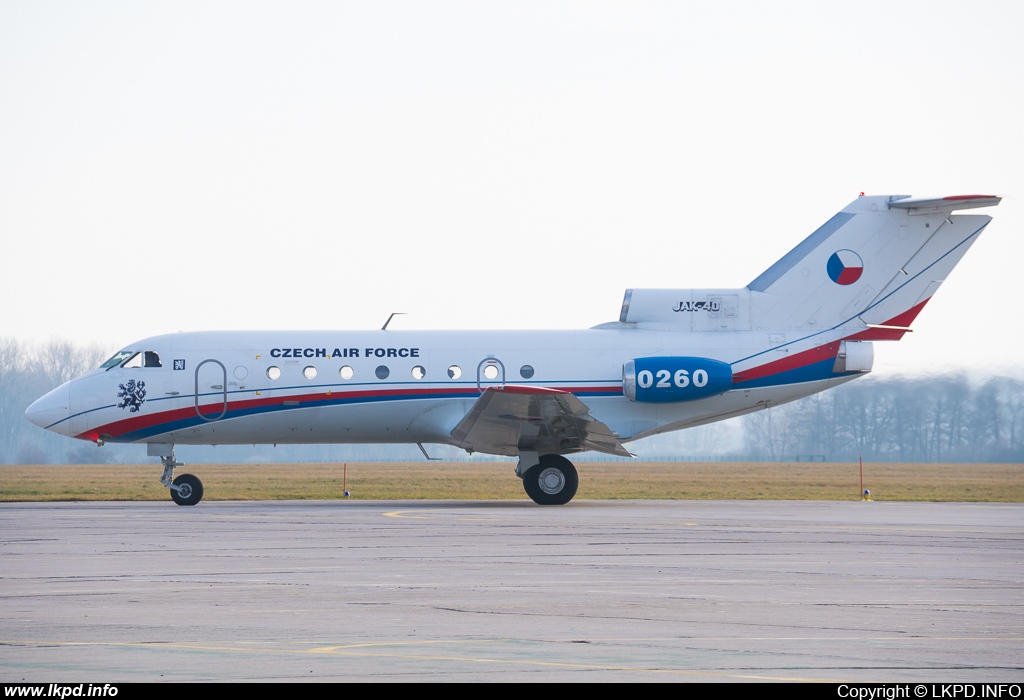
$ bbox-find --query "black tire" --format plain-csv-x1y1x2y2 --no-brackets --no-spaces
522,455,578,505
170,473,204,506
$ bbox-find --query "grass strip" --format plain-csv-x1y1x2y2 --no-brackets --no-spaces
1,461,1022,502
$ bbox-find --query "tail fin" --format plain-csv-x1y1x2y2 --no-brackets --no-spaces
747,194,999,336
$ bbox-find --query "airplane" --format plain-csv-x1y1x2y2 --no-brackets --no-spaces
26,193,1000,506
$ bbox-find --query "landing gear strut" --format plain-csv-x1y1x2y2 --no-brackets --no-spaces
152,444,204,506
519,454,578,506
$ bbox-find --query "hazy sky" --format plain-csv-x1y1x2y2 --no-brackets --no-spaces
2,1,1021,377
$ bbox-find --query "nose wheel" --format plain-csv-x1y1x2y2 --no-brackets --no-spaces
170,473,204,506
158,449,204,506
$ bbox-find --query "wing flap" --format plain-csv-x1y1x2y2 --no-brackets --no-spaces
451,385,630,458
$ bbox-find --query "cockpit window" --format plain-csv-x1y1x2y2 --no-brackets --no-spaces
100,350,163,370
100,351,135,370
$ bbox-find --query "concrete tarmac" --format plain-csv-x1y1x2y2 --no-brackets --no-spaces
1,499,1021,682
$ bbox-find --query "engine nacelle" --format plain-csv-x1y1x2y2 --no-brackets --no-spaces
622,357,733,403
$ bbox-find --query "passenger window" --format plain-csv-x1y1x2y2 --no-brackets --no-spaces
412,365,426,380
520,365,535,379
375,365,390,380
144,351,162,368
447,365,462,379
339,366,354,380
303,366,318,380
267,366,281,380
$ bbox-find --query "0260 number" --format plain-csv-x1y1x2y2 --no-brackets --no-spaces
637,368,709,389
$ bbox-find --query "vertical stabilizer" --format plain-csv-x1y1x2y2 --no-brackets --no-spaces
746,194,998,336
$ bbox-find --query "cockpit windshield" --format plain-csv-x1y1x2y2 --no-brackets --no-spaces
99,350,163,370
100,351,136,370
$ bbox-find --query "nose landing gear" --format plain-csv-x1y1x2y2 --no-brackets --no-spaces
169,472,204,506
152,444,204,506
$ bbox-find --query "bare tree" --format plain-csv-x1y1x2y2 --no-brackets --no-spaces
0,338,27,462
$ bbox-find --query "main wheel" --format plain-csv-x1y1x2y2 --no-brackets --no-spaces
522,455,578,505
170,473,204,506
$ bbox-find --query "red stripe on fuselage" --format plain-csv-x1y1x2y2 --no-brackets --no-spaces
733,341,841,383
75,386,471,441
74,384,622,441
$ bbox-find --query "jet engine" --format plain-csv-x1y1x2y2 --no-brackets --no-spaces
622,357,733,403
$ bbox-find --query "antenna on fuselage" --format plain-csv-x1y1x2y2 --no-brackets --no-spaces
382,312,406,331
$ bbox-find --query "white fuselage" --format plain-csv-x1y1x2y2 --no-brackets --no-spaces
28,326,863,452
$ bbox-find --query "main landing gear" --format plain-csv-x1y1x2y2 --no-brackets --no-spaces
517,454,579,506
150,444,204,506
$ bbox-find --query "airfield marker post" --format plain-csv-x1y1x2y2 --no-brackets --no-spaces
859,454,866,501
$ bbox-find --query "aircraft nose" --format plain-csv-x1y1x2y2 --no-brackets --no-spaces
25,385,72,433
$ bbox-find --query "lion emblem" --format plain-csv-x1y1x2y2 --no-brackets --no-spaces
117,379,147,412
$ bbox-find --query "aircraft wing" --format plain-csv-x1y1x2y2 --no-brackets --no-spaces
450,385,631,458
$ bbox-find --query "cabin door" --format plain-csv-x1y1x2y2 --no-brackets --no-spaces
476,357,506,393
195,359,228,421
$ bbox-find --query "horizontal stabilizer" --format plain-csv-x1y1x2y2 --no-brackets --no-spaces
888,195,1001,214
